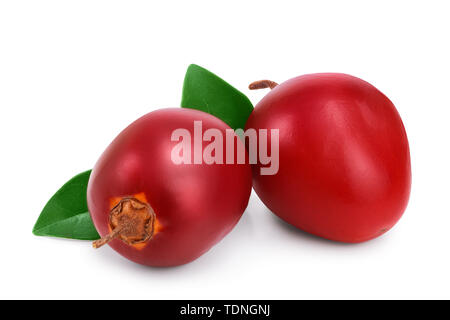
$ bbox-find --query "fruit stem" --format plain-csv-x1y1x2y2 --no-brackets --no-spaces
93,226,123,249
249,80,278,90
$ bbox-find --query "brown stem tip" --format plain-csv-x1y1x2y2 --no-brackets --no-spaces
248,80,279,90
92,197,155,249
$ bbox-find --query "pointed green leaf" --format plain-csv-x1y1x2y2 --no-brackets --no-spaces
181,64,253,130
33,170,100,240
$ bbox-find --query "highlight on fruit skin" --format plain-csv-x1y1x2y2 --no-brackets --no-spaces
87,108,253,267
246,73,411,243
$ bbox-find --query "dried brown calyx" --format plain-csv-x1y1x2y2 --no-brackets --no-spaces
92,197,155,249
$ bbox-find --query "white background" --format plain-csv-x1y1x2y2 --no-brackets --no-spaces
0,0,449,299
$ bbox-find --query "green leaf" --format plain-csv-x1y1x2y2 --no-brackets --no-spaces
181,64,253,130
33,170,100,240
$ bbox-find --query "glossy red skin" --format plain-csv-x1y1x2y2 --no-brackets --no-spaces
246,74,411,243
87,108,252,266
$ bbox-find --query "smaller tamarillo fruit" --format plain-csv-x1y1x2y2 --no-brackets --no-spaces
246,74,411,243
88,108,252,266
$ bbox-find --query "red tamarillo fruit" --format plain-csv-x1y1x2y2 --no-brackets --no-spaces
246,74,411,243
88,108,252,266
